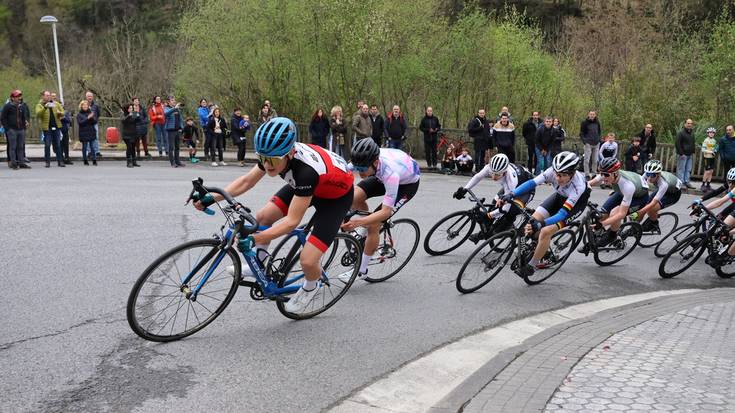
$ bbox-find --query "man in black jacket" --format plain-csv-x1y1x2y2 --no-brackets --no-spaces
369,105,384,147
1,89,31,169
676,119,696,188
522,111,541,172
580,110,602,179
384,105,408,150
635,123,657,161
467,108,491,172
419,106,441,168
534,117,558,175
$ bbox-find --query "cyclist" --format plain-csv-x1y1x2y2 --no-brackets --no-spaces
340,138,420,278
194,117,354,313
453,153,535,243
633,160,682,232
693,167,735,220
498,151,590,277
584,158,649,248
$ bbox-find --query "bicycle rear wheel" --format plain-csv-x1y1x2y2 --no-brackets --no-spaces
365,218,420,283
658,233,707,278
593,222,642,266
654,223,697,258
456,231,515,294
638,212,678,248
715,258,735,278
523,228,577,285
423,211,475,256
276,233,361,320
127,238,240,342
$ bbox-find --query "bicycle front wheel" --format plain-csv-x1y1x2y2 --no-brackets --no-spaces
365,219,420,283
523,228,577,285
423,211,475,256
638,212,678,248
593,222,642,266
655,222,697,258
127,238,241,342
276,233,361,320
456,231,515,294
715,258,735,278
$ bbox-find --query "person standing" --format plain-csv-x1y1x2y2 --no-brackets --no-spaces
51,92,73,165
384,105,407,150
182,117,200,164
231,108,250,166
717,125,735,179
522,111,541,173
329,105,348,157
258,104,272,124
35,90,65,168
207,107,227,166
624,136,642,173
121,103,141,168
148,96,166,156
369,105,384,147
308,107,330,148
419,106,441,168
467,109,491,172
198,99,211,160
163,96,185,168
491,113,516,163
0,89,31,169
84,91,103,158
580,110,602,179
133,97,151,159
76,100,97,166
675,118,695,189
701,127,717,192
636,124,656,161
551,117,566,158
352,103,372,143
534,117,558,175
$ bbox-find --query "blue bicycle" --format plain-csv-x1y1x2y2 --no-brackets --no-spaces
126,178,362,342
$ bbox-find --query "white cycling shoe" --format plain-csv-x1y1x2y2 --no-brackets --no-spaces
285,284,322,313
337,270,366,283
226,264,256,282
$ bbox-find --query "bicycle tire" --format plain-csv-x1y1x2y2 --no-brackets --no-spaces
658,233,707,278
456,231,515,294
276,233,361,320
268,233,302,276
715,260,735,278
423,210,476,256
127,238,241,342
365,218,420,283
593,222,642,266
523,228,577,285
638,212,679,248
654,222,697,258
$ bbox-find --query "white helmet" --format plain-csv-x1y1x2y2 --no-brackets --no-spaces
643,159,663,174
489,153,510,174
552,151,579,174
727,167,735,182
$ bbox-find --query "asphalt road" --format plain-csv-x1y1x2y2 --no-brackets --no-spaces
1,161,730,413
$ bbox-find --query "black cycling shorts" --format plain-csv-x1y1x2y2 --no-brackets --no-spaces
538,187,591,227
270,184,354,253
704,157,715,171
357,175,420,214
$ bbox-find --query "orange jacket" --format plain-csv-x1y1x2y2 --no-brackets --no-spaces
148,103,165,125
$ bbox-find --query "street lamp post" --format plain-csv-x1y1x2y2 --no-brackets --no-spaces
40,15,64,105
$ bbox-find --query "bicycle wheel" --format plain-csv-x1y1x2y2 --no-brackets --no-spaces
268,233,302,276
365,218,420,283
456,231,515,294
638,212,679,248
127,238,241,342
715,257,735,278
658,233,707,278
423,211,475,256
276,233,361,320
523,228,577,285
654,222,697,258
593,222,642,266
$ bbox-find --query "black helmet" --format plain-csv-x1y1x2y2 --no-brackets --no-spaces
351,138,380,167
598,157,621,174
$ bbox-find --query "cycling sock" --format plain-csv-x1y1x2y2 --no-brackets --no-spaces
360,253,371,274
303,279,318,291
529,258,539,266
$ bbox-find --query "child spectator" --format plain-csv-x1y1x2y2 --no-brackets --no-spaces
456,149,474,174
702,127,717,192
599,132,618,161
182,117,200,163
233,111,251,167
441,144,456,174
624,136,642,173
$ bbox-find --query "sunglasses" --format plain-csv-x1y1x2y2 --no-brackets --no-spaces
257,153,287,166
353,165,370,173
600,172,615,177
644,172,659,178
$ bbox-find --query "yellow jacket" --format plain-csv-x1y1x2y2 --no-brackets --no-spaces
35,99,65,131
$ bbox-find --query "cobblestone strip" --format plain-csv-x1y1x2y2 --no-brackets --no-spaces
457,289,735,413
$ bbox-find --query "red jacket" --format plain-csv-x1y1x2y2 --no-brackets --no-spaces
148,103,165,125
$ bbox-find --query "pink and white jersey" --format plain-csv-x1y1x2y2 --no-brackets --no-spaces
374,149,421,206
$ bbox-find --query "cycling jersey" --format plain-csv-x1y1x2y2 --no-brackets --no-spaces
258,142,353,199
513,168,588,226
465,163,533,218
649,171,682,202
367,148,421,208
606,170,649,207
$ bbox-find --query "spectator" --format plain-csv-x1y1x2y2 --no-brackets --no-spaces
182,117,200,164
551,117,566,157
35,90,65,168
624,136,642,173
701,127,717,192
522,111,541,172
329,105,348,157
148,96,166,156
76,100,97,166
85,91,102,158
132,97,151,159
580,110,602,179
675,118,695,188
491,113,516,163
384,105,408,150
636,123,657,160
419,106,441,168
599,132,618,161
441,144,456,174
163,96,185,168
258,104,272,124
231,108,250,166
351,99,365,146
369,105,384,147
121,103,141,168
198,99,211,159
495,106,514,123
308,107,330,148
467,109,491,172
455,148,474,174
263,99,277,118
352,103,372,143
1,89,31,169
207,107,228,166
534,116,557,175
717,125,735,178
50,93,72,165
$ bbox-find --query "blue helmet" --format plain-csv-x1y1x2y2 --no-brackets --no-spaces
254,117,297,157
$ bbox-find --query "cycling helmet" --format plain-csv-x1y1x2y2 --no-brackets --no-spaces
351,138,380,167
597,157,621,173
551,151,579,173
707,127,717,133
254,117,297,157
489,153,510,174
727,167,735,183
643,159,663,174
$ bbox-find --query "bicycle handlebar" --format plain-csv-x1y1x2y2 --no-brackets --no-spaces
189,178,259,231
